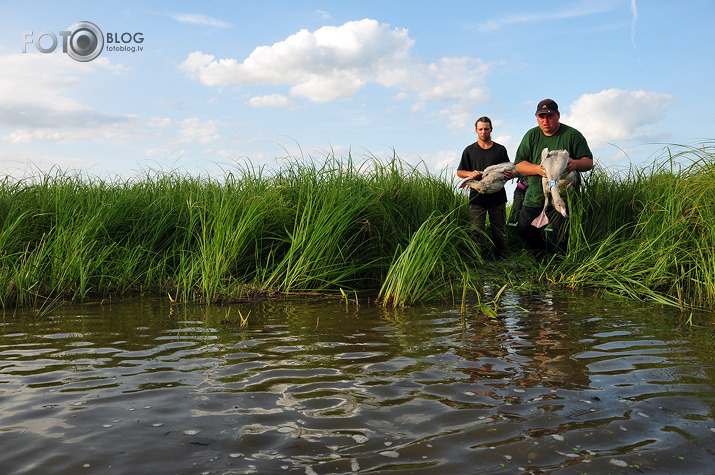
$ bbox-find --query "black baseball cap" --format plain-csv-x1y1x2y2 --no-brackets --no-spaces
535,99,559,115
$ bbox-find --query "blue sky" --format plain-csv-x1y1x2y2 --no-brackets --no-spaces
1,1,713,184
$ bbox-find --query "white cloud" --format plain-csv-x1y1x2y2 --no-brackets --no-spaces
290,74,365,103
0,53,137,143
431,150,459,171
177,117,220,144
563,88,675,144
410,102,426,112
0,54,96,118
439,105,472,131
145,147,186,158
179,18,494,127
170,13,230,28
248,94,294,108
179,19,414,101
147,117,172,127
377,56,490,104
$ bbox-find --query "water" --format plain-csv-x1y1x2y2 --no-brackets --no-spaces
1,291,713,474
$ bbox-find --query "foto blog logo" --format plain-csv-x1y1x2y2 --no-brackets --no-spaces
23,21,103,62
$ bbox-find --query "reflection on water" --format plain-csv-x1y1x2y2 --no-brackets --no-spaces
1,292,714,474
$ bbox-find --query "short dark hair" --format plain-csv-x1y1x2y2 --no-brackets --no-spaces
475,116,492,128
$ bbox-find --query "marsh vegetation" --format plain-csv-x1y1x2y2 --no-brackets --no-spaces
1,142,713,322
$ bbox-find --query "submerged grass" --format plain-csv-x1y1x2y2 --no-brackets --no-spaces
1,143,714,321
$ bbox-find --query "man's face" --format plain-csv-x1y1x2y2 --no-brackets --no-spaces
476,121,492,142
537,112,560,136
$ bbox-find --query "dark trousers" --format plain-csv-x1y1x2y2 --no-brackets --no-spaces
469,203,507,256
509,187,526,223
515,205,568,253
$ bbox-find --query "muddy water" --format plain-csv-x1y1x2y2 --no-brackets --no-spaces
0,291,714,474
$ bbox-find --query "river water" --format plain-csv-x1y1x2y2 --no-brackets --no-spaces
1,290,713,474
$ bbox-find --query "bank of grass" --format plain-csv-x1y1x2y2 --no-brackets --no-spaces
544,142,715,315
0,154,471,309
1,143,713,319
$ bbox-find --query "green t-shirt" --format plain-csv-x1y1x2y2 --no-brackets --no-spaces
514,123,593,208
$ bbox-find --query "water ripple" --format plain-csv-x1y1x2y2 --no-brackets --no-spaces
0,294,712,473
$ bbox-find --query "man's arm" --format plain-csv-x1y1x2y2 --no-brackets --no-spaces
566,157,593,172
515,161,546,177
457,169,482,180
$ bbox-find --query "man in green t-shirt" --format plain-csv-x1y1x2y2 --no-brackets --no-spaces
514,99,593,253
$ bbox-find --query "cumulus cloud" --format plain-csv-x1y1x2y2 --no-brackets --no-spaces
563,88,675,144
376,56,490,104
180,19,413,101
179,18,493,129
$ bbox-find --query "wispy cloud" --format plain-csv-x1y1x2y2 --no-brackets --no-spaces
630,0,638,48
170,13,230,28
177,117,220,144
0,53,136,144
248,94,294,108
477,2,617,32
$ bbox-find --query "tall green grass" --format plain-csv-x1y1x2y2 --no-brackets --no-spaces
546,142,715,313
1,143,714,317
377,209,481,307
0,153,471,309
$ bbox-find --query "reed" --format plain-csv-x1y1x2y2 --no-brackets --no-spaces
377,208,480,307
0,152,468,308
546,142,715,313
1,143,713,318
260,157,377,292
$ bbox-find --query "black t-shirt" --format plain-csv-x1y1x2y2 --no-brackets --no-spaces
457,141,510,207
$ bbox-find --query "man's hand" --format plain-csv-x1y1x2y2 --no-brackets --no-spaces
566,157,594,172
503,169,515,180
516,161,546,178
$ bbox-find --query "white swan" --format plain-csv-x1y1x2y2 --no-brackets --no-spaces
458,162,516,195
532,148,578,227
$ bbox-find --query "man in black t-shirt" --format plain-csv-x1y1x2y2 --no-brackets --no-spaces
457,116,515,258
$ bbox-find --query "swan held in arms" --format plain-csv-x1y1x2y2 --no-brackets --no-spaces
531,148,578,227
458,162,516,195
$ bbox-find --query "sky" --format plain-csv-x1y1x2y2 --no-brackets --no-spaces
1,0,713,188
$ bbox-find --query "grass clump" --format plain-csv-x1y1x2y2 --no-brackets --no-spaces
0,153,473,309
545,142,715,315
377,209,480,307
1,141,714,320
